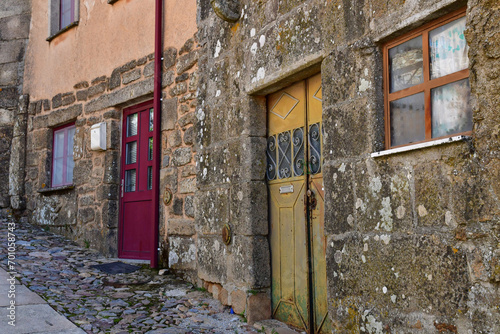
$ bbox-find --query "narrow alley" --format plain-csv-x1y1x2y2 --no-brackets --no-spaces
0,217,259,334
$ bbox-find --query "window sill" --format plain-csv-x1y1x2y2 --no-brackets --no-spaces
371,135,470,158
38,184,75,194
46,21,79,42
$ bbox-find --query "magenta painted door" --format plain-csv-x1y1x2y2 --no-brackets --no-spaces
119,101,155,260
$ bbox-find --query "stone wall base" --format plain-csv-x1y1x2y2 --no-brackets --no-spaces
203,281,271,324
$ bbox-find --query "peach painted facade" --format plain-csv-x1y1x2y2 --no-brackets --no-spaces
23,0,197,99
19,0,201,276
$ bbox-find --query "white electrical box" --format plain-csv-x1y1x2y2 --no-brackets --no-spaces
90,122,107,151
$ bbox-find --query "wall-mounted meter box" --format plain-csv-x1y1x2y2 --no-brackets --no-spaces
90,122,107,151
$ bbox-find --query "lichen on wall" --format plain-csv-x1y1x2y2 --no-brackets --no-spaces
197,0,499,330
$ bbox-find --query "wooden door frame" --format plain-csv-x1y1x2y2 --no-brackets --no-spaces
118,99,155,261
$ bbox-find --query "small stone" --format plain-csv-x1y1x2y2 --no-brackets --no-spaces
98,311,117,317
29,251,51,258
177,305,188,312
172,148,192,166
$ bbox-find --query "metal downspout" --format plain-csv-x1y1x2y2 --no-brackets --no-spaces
151,0,163,268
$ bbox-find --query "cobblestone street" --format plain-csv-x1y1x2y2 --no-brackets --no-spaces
0,217,259,334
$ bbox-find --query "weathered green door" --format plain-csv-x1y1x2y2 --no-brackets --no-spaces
267,74,331,333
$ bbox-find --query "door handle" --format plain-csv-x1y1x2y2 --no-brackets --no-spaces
121,179,124,198
307,189,317,210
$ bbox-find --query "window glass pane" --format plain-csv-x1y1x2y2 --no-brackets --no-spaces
292,127,304,177
60,0,72,28
54,130,65,158
148,137,153,161
266,136,277,181
308,124,321,175
126,141,137,164
127,113,138,137
147,166,153,190
66,155,74,184
277,131,292,179
67,126,75,157
390,92,426,146
429,17,468,79
431,78,472,138
53,158,63,186
149,108,154,132
125,169,136,192
66,126,75,184
389,36,424,93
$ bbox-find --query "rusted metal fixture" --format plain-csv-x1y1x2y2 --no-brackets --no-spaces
163,187,173,206
222,224,231,245
210,0,240,23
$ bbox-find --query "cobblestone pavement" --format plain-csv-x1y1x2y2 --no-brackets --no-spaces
0,218,259,334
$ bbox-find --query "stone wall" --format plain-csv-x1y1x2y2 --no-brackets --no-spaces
196,0,499,329
0,0,31,212
321,0,499,332
24,37,199,262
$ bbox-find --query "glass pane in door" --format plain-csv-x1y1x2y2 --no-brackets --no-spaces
148,138,153,161
127,113,138,137
125,169,136,192
147,166,153,190
149,108,154,132
126,141,137,164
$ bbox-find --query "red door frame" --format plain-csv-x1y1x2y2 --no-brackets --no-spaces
118,100,155,260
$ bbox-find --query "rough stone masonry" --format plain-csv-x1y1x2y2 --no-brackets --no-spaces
1,0,499,332
0,0,31,212
195,0,499,331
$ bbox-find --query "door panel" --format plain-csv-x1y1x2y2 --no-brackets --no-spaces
268,74,330,334
119,101,154,260
268,79,309,332
121,200,152,253
307,74,332,333
270,179,309,330
268,81,306,137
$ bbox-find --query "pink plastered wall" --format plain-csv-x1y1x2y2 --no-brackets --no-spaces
23,0,197,100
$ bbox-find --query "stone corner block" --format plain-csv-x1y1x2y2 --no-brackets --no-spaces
247,293,271,324
230,289,247,314
161,97,178,131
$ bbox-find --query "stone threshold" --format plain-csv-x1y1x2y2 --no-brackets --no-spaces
253,319,304,334
109,258,150,265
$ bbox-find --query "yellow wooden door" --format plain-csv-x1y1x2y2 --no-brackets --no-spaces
307,74,332,333
267,74,331,334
